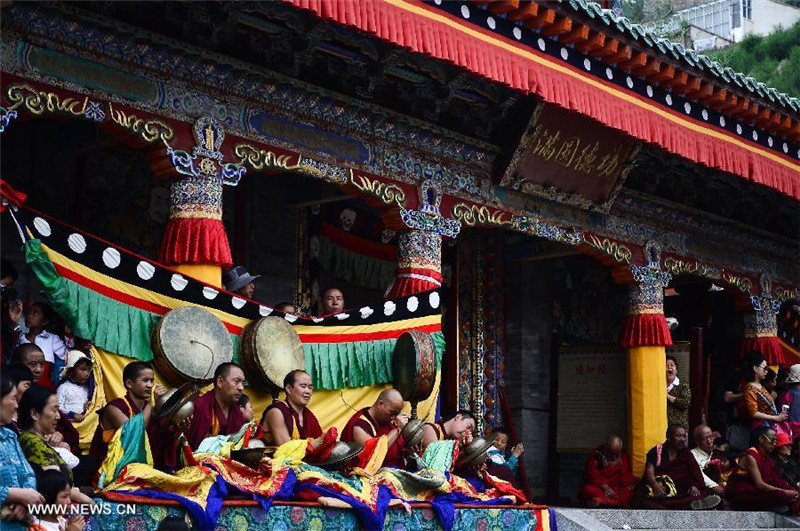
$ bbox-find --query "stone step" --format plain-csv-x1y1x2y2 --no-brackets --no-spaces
552,507,800,531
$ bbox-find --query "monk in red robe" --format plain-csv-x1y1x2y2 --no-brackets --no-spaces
636,424,721,510
420,410,476,453
186,362,246,450
261,369,322,445
89,361,175,470
727,426,800,512
579,435,637,507
342,388,407,468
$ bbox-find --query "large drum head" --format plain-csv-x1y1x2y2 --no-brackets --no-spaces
151,306,233,384
240,316,304,390
392,330,437,403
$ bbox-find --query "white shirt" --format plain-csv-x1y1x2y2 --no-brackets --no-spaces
690,446,719,489
15,330,67,363
57,380,89,415
667,376,681,394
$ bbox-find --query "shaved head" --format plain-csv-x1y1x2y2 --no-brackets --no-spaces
378,388,403,405
606,435,623,451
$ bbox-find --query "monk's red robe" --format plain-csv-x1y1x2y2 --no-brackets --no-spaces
727,447,800,512
636,444,708,509
186,391,245,450
578,446,636,507
261,401,322,444
89,394,176,471
342,407,403,467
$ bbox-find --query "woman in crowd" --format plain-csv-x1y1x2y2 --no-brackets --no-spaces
0,376,44,529
17,385,94,498
742,352,787,433
666,355,691,429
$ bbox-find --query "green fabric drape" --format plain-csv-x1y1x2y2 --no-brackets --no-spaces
305,331,444,390
25,239,444,390
319,236,396,291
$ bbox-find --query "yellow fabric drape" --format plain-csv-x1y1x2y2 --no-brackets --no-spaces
173,264,221,288
92,348,441,436
71,346,106,451
627,346,667,478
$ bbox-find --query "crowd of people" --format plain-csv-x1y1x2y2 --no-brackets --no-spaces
0,260,527,528
579,352,800,514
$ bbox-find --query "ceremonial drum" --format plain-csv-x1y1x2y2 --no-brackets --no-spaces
151,306,234,385
239,316,304,393
392,330,437,417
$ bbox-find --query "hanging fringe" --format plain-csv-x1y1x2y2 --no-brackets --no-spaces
739,336,793,367
620,313,673,348
159,217,233,269
287,0,799,200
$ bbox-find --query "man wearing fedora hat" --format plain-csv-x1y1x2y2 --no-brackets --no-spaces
224,266,260,300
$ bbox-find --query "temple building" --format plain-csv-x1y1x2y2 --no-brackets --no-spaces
1,0,798,517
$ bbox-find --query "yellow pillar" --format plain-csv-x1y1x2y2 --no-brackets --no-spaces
627,345,667,478
173,263,221,288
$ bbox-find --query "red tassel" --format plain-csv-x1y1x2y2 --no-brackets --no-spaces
739,336,794,367
159,217,232,269
620,314,673,348
0,179,28,211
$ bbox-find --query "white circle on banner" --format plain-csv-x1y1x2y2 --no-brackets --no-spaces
434,0,442,4
583,58,591,71
429,291,441,309
284,314,298,323
646,85,653,98
231,297,246,310
768,137,773,147
259,306,273,317
67,233,87,254
487,16,495,29
665,94,673,106
170,274,188,291
102,248,121,269
513,27,522,40
720,116,726,127
33,217,51,237
752,130,758,141
384,301,396,316
605,67,613,80
537,38,545,51
784,142,789,153
702,109,708,121
407,296,419,312
684,102,691,114
560,47,568,60
202,287,218,300
136,261,155,280
626,76,633,88
460,5,469,18
736,124,743,135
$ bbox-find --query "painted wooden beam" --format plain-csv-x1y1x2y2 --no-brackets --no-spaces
540,15,572,36
559,23,589,44
524,7,555,28
507,1,538,21
575,31,605,53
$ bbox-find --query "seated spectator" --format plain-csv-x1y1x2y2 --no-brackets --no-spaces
779,364,800,440
487,427,523,479
714,437,731,453
742,352,786,432
238,394,254,423
690,425,725,495
772,432,800,489
636,424,721,510
17,386,95,493
579,435,637,508
666,355,691,429
11,344,47,390
274,302,296,314
320,287,345,315
31,468,84,531
420,410,476,452
223,266,259,300
727,426,800,513
14,302,67,388
57,351,92,422
0,376,44,528
718,449,738,489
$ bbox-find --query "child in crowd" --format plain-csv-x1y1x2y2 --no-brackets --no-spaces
57,351,93,422
7,363,33,398
717,449,739,488
15,302,67,388
487,426,524,474
713,437,731,454
779,364,800,440
239,394,254,423
30,468,85,531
